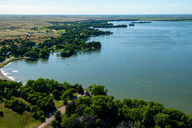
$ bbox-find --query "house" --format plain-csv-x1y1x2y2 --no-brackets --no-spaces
77,90,91,98
7,51,12,55
83,91,91,97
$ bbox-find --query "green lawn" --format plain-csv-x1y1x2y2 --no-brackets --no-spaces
0,104,41,128
53,100,63,109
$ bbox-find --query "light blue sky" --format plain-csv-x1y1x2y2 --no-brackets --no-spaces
0,0,192,14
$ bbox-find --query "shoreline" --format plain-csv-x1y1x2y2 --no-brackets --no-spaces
0,68,13,81
0,57,21,81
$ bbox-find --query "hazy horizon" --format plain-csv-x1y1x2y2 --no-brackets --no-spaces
1,0,192,15
0,14,192,16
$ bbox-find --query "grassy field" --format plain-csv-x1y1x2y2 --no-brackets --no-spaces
0,15,82,42
0,103,41,128
0,15,96,42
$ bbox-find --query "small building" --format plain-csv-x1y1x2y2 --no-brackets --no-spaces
83,91,91,97
7,51,12,55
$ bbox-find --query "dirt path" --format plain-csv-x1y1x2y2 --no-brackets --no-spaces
38,106,66,128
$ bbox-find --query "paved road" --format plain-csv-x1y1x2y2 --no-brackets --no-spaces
38,106,66,128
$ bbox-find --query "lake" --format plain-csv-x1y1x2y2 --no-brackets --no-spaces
2,21,192,113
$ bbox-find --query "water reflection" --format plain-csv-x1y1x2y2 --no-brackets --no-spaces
60,49,101,60
25,59,38,65
40,59,49,64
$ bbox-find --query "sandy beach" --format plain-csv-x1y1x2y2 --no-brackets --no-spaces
0,58,14,81
0,68,13,81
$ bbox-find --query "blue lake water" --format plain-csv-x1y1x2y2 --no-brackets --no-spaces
2,21,192,113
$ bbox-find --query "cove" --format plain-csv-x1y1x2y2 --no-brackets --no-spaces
2,21,192,113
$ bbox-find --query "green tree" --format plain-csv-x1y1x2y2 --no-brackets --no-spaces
24,50,38,60
53,90,61,100
55,110,62,123
188,112,192,127
89,84,107,96
62,114,82,128
82,114,99,128
0,56,5,62
61,88,77,102
1,45,8,53
163,108,189,128
154,113,171,128
78,85,84,94
40,49,49,59
92,41,102,49
51,120,59,128
61,49,74,57
4,99,26,113
30,78,49,93
66,101,76,116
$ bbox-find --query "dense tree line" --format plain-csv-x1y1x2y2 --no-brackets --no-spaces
4,97,26,113
53,96,192,128
48,20,127,28
0,79,22,99
0,38,48,61
0,78,83,122
0,78,192,127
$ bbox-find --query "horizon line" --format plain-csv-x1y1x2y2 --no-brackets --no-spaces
0,14,192,16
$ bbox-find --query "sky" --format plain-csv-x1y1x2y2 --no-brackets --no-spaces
0,0,192,15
